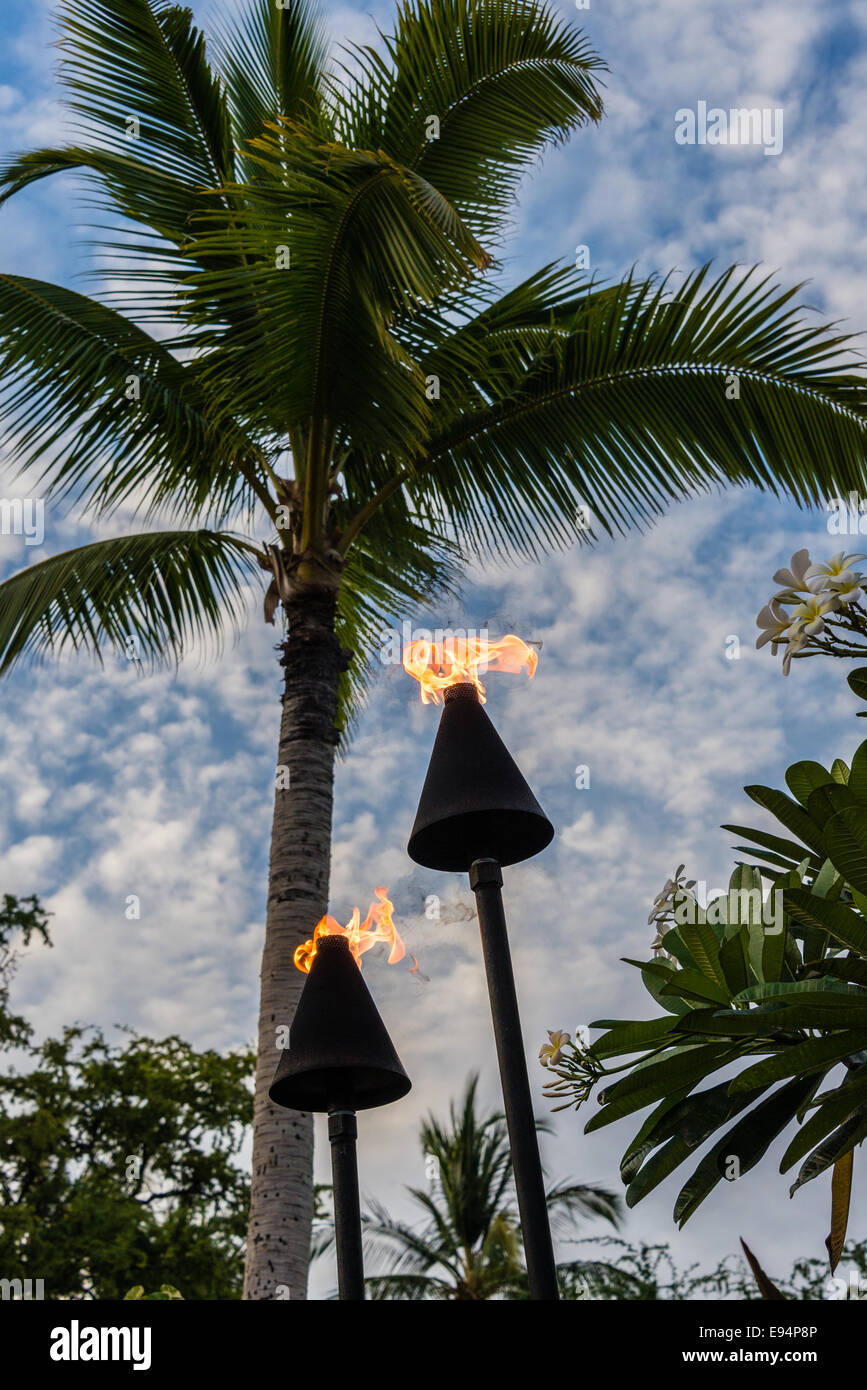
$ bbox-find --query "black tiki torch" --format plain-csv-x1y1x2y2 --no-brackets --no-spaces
270,933,411,1300
407,680,559,1300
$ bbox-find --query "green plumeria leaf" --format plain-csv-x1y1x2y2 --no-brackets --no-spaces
674,1075,819,1226
723,825,822,873
743,786,827,856
729,1031,867,1094
784,889,867,956
780,1071,867,1172
806,782,858,829
847,741,867,803
789,1109,867,1196
589,1043,736,1130
823,806,867,896
676,920,729,989
587,1017,677,1059
659,969,731,1007
785,761,834,808
846,668,867,705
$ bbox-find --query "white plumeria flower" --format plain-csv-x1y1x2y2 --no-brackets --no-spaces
755,599,793,651
781,630,809,676
827,570,864,605
786,592,839,637
805,551,867,588
772,548,813,598
539,1029,571,1068
648,865,695,961
803,553,866,606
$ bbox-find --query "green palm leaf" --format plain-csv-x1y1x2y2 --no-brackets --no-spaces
0,1,234,243
0,530,260,672
383,265,867,565
340,0,605,237
213,0,332,162
0,275,270,523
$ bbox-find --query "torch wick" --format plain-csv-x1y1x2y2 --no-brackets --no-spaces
443,681,480,704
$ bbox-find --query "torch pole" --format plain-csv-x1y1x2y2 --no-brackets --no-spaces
327,1108,365,1300
469,857,559,1301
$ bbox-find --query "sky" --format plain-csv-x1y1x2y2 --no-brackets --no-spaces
1,0,867,1298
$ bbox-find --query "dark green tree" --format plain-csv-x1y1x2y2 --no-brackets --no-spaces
0,896,253,1299
0,893,52,1049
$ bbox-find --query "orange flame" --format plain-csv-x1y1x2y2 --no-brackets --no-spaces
403,634,538,704
294,886,407,974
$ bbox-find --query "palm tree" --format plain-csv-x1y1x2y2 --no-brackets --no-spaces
331,1074,621,1299
1,0,867,1299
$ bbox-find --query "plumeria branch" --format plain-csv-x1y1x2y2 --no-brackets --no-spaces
756,548,867,673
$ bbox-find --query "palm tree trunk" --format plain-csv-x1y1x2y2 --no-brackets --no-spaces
243,587,343,1300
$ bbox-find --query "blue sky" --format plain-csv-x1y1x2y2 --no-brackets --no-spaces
2,0,867,1297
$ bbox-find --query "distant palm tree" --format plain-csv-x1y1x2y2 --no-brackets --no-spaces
335,1075,622,1299
2,0,867,1299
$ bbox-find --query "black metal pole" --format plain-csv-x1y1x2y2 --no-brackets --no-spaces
328,1108,365,1300
469,857,559,1301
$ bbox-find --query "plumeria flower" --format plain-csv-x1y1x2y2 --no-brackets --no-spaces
539,1029,570,1068
827,570,865,605
786,592,839,638
772,548,813,600
805,552,867,606
648,864,695,924
755,599,794,652
648,865,695,958
759,549,867,675
781,627,809,676
805,551,867,588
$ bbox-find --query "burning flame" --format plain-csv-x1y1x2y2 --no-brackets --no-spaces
294,886,407,974
403,634,538,704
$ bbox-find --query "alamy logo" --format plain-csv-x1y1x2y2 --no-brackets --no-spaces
49,1320,152,1372
0,497,44,546
672,884,783,934
0,1277,44,1299
827,1268,867,1300
675,102,784,157
379,621,490,668
827,492,867,535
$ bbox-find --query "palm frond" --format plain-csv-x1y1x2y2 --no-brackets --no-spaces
0,529,260,673
403,263,867,564
212,0,333,162
57,0,234,186
336,0,605,238
365,1271,454,1300
545,1180,623,1232
0,275,271,524
361,1197,459,1277
0,2,235,249
183,131,489,456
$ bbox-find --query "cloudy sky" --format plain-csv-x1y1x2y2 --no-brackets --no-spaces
1,0,867,1297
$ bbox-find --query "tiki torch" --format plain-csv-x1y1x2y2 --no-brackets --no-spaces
270,894,411,1300
405,639,559,1301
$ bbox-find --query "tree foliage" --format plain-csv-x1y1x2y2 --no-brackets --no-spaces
545,707,867,1250
0,896,252,1299
1,2,866,733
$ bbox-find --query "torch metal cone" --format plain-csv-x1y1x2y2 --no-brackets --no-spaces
407,682,554,872
269,934,411,1113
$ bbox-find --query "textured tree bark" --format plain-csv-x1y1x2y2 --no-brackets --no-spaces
243,587,342,1300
